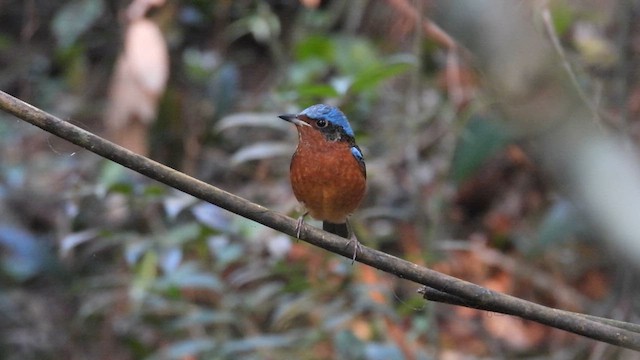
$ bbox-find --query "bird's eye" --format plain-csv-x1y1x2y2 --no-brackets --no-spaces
316,119,328,128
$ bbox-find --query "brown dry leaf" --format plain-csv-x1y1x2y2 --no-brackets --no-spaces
577,269,610,300
127,0,166,20
105,18,169,155
482,270,512,294
398,222,424,265
436,53,478,110
300,0,321,9
383,316,416,360
482,313,536,350
440,315,488,354
124,19,169,97
483,212,514,238
439,250,490,283
359,266,387,304
481,272,545,350
350,317,373,340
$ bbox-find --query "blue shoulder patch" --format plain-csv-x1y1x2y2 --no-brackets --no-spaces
351,146,364,162
351,146,366,175
300,104,355,137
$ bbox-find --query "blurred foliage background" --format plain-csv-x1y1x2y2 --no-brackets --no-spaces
1,0,639,359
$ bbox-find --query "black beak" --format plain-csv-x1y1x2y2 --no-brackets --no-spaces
278,114,297,122
278,113,311,127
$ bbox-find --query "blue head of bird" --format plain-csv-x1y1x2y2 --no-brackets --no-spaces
279,104,356,143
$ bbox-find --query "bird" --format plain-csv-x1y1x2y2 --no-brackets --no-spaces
279,104,366,261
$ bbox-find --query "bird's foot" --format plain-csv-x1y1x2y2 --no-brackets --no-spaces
344,235,362,264
295,212,308,239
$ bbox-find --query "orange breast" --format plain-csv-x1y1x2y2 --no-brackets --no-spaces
290,127,366,223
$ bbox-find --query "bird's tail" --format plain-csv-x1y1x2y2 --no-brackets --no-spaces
323,221,349,238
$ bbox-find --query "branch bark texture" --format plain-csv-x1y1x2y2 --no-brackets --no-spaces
1,90,639,350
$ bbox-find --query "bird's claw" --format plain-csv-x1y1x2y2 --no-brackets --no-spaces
344,236,361,264
295,212,308,239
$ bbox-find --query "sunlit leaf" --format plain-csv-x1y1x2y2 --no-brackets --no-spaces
192,203,231,231
0,226,50,281
245,282,285,309
125,239,151,266
60,229,100,257
153,338,216,360
164,193,198,220
158,262,223,291
265,234,291,259
221,334,299,355
207,235,243,266
363,342,406,360
230,142,293,165
271,293,316,327
170,310,236,330
159,247,182,273
216,113,289,132
162,223,201,246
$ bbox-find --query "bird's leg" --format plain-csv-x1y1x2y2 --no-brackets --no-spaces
343,219,361,264
295,211,308,239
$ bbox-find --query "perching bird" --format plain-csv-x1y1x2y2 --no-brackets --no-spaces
279,104,366,260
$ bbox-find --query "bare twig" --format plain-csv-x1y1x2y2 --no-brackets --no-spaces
1,90,640,350
385,0,457,50
419,286,640,334
539,3,602,125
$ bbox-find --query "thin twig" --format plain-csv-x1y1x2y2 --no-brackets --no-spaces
539,3,602,125
419,286,640,334
1,90,640,350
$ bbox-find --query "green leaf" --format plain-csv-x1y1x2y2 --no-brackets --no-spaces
294,35,334,61
143,184,166,197
350,60,413,93
52,0,104,48
334,37,379,76
295,84,340,98
99,161,129,191
451,116,509,183
130,250,158,304
288,59,331,85
550,2,575,37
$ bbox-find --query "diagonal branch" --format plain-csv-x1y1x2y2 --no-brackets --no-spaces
1,90,640,349
419,287,640,334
